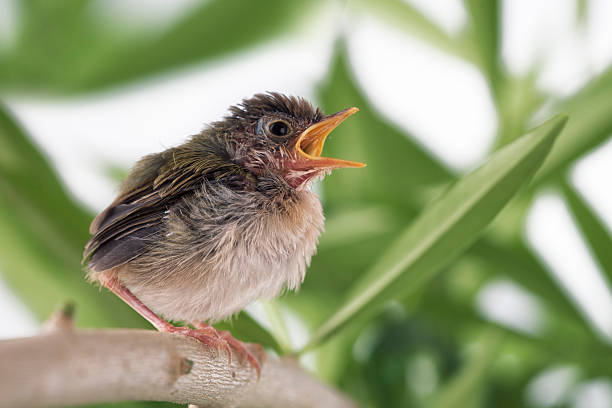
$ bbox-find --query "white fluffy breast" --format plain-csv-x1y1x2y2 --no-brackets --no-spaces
118,187,324,323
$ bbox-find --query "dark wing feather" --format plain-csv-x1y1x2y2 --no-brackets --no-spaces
84,143,246,272
85,224,160,271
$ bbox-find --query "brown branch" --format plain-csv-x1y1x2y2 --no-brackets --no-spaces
0,329,357,408
41,302,75,333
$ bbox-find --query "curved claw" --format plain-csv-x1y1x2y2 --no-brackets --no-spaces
218,330,263,379
164,323,264,379
191,322,232,364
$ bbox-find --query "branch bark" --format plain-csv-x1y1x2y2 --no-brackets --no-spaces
0,329,356,408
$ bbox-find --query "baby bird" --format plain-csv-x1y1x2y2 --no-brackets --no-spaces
83,93,364,375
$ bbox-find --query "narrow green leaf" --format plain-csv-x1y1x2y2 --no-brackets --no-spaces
562,180,612,282
301,115,567,352
317,205,399,250
1,0,320,93
430,329,504,408
299,210,405,300
464,0,501,97
469,240,594,335
576,0,588,26
260,300,293,354
421,252,608,357
0,103,91,250
495,72,546,148
0,0,112,92
0,102,136,327
351,0,466,59
82,0,320,90
535,67,612,183
420,285,612,381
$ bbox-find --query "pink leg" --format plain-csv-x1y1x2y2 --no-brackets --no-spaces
99,275,237,368
100,274,172,331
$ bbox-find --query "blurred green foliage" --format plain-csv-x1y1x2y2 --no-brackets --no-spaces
2,1,612,407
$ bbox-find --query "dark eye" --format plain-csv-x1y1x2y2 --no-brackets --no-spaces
268,120,290,137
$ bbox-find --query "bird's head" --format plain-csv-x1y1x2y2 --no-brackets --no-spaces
213,93,365,190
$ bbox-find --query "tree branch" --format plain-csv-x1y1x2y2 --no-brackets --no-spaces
0,329,356,408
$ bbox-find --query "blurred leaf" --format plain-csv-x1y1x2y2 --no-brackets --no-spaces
430,329,504,408
82,0,321,91
576,0,588,26
351,0,467,59
535,67,612,183
495,73,547,148
302,219,405,297
317,205,399,250
317,43,453,211
0,103,279,350
469,239,595,336
562,180,612,283
0,102,138,327
464,0,501,97
0,103,91,251
343,313,460,407
1,0,320,93
420,257,611,369
104,162,129,184
301,114,567,352
418,277,612,378
261,299,293,354
0,0,111,92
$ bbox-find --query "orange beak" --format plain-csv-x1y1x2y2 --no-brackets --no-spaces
295,107,366,169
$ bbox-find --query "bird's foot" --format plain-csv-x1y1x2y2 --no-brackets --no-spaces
193,323,264,378
219,329,265,377
162,324,233,362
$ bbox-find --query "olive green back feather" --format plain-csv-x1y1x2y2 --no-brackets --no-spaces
84,131,250,272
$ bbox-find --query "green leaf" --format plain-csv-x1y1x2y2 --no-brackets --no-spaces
0,0,321,93
420,253,609,360
317,205,400,250
82,0,321,91
562,180,612,283
430,329,504,408
259,300,293,354
495,72,546,148
301,114,567,352
418,277,612,378
0,102,137,327
0,103,91,251
576,0,589,26
535,67,612,183
351,0,466,59
0,0,109,92
464,0,501,97
469,240,594,335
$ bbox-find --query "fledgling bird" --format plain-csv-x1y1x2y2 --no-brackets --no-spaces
83,93,364,375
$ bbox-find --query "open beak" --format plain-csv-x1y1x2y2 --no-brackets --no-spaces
295,107,366,169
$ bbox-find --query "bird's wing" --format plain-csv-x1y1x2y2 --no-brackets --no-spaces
83,148,247,273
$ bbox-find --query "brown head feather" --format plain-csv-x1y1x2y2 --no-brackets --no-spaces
216,92,323,131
